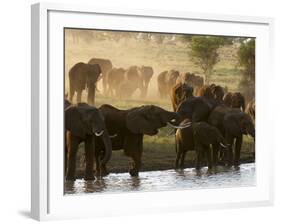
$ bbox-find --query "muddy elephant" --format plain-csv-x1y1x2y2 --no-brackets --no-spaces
208,105,255,166
95,104,186,176
139,66,154,98
69,62,102,105
170,82,194,112
107,67,126,97
223,92,245,111
157,70,180,99
193,122,229,169
65,103,112,180
88,58,113,94
246,98,255,121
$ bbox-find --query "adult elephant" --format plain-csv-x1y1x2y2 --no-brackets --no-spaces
139,66,154,98
88,58,113,94
107,67,126,97
69,62,101,105
246,98,255,121
170,82,194,112
157,70,180,99
208,105,255,166
223,92,245,111
65,103,112,180
95,104,188,176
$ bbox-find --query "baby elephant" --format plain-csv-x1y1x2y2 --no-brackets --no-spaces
193,122,229,169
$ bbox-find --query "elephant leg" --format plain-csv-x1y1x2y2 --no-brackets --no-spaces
206,145,212,169
129,152,142,177
66,137,79,180
69,87,75,102
212,143,219,167
95,149,109,177
76,90,82,103
102,76,107,95
175,140,182,169
179,151,187,169
225,134,234,166
84,137,95,180
195,145,202,170
234,135,243,166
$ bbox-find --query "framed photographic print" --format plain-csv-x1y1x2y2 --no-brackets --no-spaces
31,2,274,221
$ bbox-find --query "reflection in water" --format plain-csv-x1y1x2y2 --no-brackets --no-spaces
65,163,255,195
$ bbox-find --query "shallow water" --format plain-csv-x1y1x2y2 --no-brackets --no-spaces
64,163,255,195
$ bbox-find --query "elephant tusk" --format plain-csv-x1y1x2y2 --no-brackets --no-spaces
109,134,118,138
219,142,228,148
95,130,104,136
167,121,192,129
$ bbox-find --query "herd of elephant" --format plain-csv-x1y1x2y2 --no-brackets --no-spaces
68,58,205,104
65,57,255,181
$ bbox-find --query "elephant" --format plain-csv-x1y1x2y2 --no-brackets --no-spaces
65,103,112,180
246,98,255,121
157,70,180,99
210,84,225,101
139,66,154,98
117,66,142,99
176,96,219,123
94,104,188,176
195,84,225,103
68,62,102,105
107,67,126,97
223,92,245,111
88,58,113,94
193,122,229,169
170,82,194,112
177,72,204,93
195,85,214,98
208,105,255,166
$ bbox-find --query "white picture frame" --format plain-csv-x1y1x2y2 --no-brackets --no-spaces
31,2,275,221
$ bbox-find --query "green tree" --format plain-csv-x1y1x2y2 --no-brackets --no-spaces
238,39,255,82
189,36,232,83
237,38,255,100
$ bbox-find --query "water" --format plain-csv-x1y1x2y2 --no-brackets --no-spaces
64,163,255,195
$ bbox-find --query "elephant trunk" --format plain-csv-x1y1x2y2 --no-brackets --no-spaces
100,130,112,165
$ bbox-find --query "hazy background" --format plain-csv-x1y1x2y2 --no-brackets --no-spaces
64,29,251,110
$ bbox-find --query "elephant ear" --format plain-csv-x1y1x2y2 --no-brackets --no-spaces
223,113,242,137
126,106,157,135
65,106,87,138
